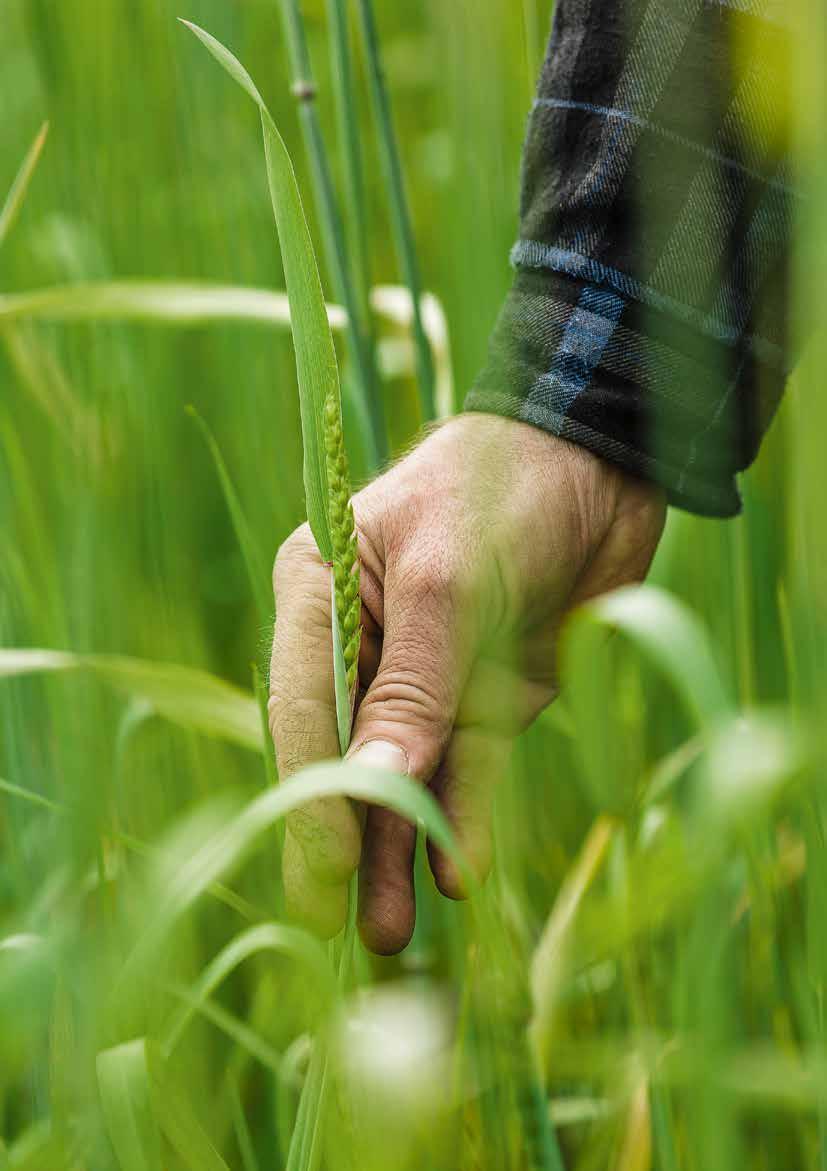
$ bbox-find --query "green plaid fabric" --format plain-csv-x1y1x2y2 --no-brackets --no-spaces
466,0,797,516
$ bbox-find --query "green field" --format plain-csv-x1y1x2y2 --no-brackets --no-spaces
3,1,827,1168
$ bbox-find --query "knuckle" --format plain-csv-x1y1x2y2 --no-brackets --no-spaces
359,669,453,740
398,548,473,614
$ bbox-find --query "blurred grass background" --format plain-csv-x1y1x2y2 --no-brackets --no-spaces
3,0,827,1168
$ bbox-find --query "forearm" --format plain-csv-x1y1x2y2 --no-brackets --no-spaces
467,0,797,517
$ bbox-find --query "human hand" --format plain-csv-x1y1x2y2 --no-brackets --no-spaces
269,413,665,954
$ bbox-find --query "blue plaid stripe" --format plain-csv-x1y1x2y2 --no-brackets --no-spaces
510,240,786,367
529,287,626,414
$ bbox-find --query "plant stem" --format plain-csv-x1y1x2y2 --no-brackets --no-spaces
279,0,386,466
729,511,755,707
326,0,371,326
355,0,436,422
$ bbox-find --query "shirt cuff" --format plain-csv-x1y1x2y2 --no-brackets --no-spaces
464,265,789,518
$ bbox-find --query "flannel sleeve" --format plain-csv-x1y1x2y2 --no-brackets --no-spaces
465,0,797,517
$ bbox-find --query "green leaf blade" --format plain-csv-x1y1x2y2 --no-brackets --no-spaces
581,584,734,729
177,21,265,109
0,648,262,753
96,1040,163,1171
187,405,272,627
161,921,335,1057
180,21,338,563
0,122,49,250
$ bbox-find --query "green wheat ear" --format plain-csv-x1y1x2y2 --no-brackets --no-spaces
325,389,361,693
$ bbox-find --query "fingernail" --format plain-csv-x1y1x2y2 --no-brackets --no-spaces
347,739,409,774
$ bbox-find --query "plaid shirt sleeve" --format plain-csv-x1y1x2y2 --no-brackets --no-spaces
465,0,797,517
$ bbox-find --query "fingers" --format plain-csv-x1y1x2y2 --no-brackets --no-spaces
349,554,474,779
357,807,418,955
344,553,478,953
428,657,554,900
283,829,349,939
269,525,361,935
427,729,511,900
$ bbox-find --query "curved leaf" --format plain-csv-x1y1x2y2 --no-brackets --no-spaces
97,1040,163,1171
162,922,334,1056
583,585,733,728
145,1043,232,1171
181,20,339,562
0,122,49,249
0,648,261,752
123,762,470,981
0,280,347,330
187,405,272,626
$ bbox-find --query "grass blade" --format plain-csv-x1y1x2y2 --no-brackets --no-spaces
229,1073,260,1171
327,0,371,326
180,19,339,562
571,585,734,730
0,776,60,813
161,922,335,1057
530,816,617,1079
96,1040,163,1171
371,285,455,417
0,122,49,250
145,1044,232,1171
0,280,347,330
123,761,471,982
355,0,436,421
0,648,262,752
165,986,284,1074
187,405,271,627
279,0,385,465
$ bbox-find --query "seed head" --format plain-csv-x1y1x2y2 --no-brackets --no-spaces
325,389,361,692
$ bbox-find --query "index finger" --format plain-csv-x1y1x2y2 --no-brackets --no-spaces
269,524,361,892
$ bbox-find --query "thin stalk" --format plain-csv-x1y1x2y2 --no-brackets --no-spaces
302,1059,331,1171
285,1046,317,1171
286,1035,327,1171
617,827,678,1171
252,663,278,791
326,0,371,325
229,1073,260,1171
278,0,386,466
650,1084,680,1171
252,662,284,914
810,988,824,1171
187,405,272,627
355,0,436,422
729,512,755,707
0,122,49,250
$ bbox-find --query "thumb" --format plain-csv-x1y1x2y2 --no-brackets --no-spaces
349,554,474,781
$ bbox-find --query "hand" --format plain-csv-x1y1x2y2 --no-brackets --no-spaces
269,413,665,954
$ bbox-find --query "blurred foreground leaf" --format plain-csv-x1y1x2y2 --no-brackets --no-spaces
162,922,335,1056
0,122,49,250
0,649,261,752
0,281,347,330
97,1040,163,1171
122,761,468,988
575,585,733,729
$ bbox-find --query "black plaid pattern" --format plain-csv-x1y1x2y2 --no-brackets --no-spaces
466,0,797,516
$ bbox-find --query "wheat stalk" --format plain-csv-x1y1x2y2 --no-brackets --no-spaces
325,388,361,696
